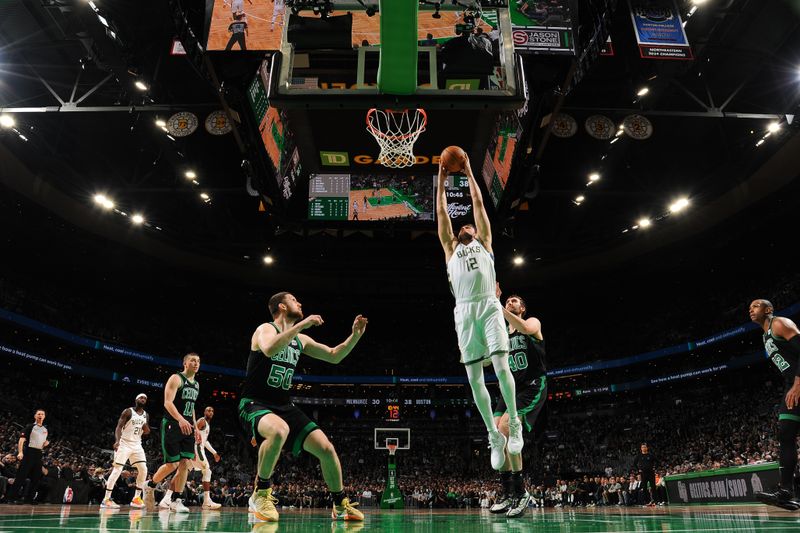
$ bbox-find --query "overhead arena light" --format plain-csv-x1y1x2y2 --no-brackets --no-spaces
263,255,274,265
513,256,524,266
767,122,781,133
134,80,149,91
200,192,209,200
637,217,652,228
669,197,690,213
155,118,166,128
587,173,600,184
185,170,197,179
0,114,15,128
94,194,115,210
637,87,650,97
131,214,144,225
573,195,585,206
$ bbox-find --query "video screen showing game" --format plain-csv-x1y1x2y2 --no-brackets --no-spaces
205,0,495,52
482,111,523,207
308,173,435,222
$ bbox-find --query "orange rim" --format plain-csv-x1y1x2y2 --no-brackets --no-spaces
366,108,427,141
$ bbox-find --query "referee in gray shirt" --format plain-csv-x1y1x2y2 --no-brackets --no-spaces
9,409,49,504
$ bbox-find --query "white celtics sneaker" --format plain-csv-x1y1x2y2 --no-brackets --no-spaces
506,491,531,518
170,498,190,513
507,417,524,455
489,493,512,513
488,431,508,470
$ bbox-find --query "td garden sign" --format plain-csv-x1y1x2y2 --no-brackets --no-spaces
665,463,778,504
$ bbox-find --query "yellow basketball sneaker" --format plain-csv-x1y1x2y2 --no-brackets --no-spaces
130,496,145,509
331,497,364,521
252,488,279,522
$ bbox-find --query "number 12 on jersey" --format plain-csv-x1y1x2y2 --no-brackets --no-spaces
466,258,478,271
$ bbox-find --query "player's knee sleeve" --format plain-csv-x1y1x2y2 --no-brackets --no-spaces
202,468,212,483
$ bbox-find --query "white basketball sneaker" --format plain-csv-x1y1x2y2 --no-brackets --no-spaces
170,498,190,513
488,431,507,470
507,417,524,455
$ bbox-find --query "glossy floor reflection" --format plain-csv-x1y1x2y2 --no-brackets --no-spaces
1,505,800,532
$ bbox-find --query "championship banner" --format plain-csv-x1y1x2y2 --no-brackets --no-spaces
510,0,576,55
665,463,779,504
628,0,692,60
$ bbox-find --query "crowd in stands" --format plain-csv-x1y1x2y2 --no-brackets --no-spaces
0,357,787,509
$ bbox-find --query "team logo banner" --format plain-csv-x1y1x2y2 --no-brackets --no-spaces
551,113,577,138
585,115,615,140
628,0,693,60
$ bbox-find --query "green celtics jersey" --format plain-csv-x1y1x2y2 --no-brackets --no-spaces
508,329,547,386
241,322,303,405
764,317,800,389
167,373,199,421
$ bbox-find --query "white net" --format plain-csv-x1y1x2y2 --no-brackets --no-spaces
366,108,427,168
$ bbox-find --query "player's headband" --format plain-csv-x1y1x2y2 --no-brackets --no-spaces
136,393,147,400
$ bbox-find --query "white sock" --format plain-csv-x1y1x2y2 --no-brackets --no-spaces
163,489,173,501
204,490,210,501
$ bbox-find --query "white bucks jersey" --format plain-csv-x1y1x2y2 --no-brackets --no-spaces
120,408,147,446
447,239,496,301
197,418,210,446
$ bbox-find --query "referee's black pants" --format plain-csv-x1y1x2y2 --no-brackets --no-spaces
10,448,43,502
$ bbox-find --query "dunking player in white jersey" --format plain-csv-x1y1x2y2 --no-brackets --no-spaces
102,393,150,508
158,406,223,510
436,150,523,472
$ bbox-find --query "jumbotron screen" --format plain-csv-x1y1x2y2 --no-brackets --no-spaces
308,173,473,225
205,1,494,52
308,174,434,222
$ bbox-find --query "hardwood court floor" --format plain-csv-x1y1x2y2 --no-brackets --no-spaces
2,504,800,532
349,188,415,221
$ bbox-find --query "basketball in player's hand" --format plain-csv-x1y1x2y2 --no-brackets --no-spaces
441,146,467,174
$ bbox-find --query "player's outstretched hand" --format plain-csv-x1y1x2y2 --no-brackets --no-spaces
213,453,221,463
353,315,368,337
300,314,324,330
194,428,202,444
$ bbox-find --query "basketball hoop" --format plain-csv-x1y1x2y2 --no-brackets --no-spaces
366,108,427,169
387,443,398,456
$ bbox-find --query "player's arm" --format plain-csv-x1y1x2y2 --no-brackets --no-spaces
113,409,132,450
193,405,201,444
436,163,457,260
502,310,542,338
164,374,192,435
463,156,492,250
774,318,800,408
204,438,220,461
299,315,368,365
17,427,28,460
255,315,323,357
142,413,150,436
